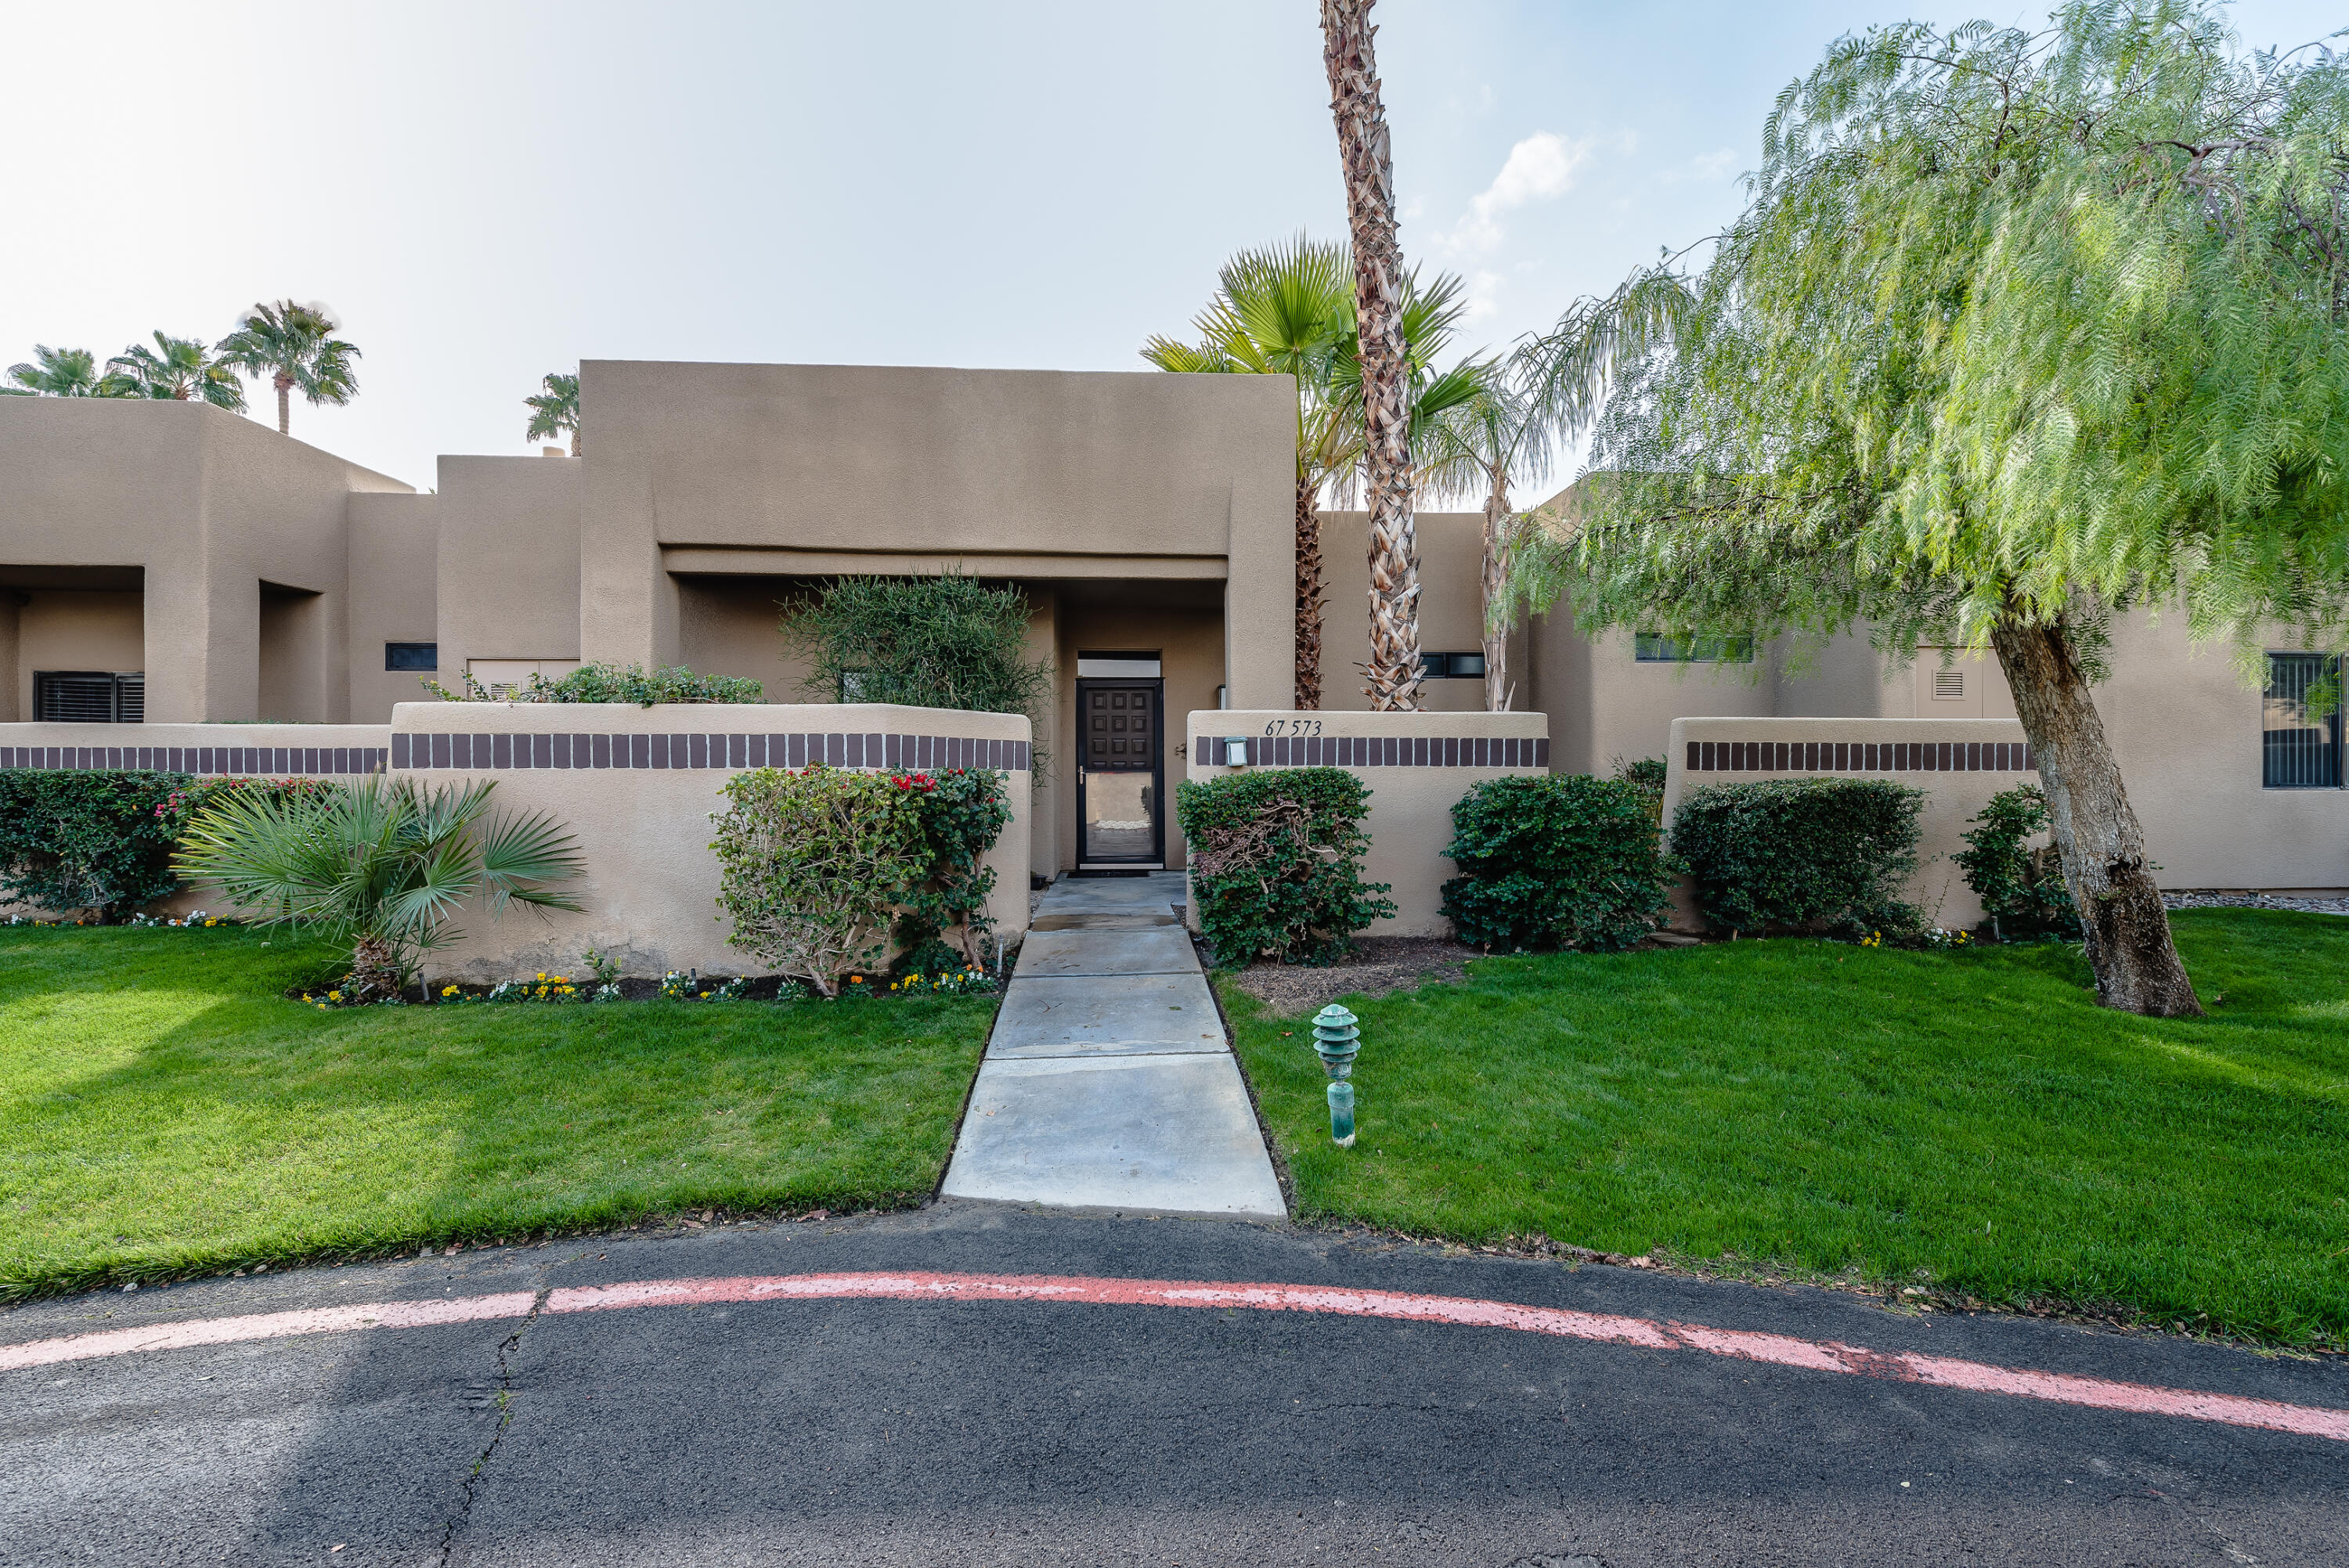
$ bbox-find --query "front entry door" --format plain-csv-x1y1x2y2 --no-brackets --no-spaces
1076,677,1164,867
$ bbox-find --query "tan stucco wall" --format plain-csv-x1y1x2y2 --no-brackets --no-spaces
347,493,442,722
14,590,143,719
0,398,410,723
572,361,1295,707
434,456,580,690
1184,708,1550,938
389,702,1032,982
1315,510,1525,714
1525,602,1777,779
673,575,814,701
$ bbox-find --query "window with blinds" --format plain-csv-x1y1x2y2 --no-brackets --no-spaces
2262,652,2340,788
33,671,143,723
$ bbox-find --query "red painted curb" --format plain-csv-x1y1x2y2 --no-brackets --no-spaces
5,1269,2342,1442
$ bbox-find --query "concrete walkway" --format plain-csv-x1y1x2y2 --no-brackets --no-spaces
940,872,1286,1218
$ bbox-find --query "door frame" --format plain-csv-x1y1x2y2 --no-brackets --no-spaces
1073,675,1167,869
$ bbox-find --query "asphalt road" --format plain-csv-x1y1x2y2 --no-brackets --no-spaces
3,1204,2344,1566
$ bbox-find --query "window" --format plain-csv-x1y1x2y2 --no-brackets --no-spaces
34,671,143,723
384,641,438,671
839,669,875,702
1077,652,1161,677
1636,633,1754,663
2263,652,2340,788
1419,651,1488,679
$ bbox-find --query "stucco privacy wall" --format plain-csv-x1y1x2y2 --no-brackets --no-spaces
0,723,393,777
1183,709,1550,939
388,703,1032,982
1661,717,2040,933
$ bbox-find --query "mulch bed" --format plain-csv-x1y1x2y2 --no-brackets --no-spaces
1225,935,1487,1015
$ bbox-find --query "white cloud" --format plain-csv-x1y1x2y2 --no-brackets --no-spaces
1441,129,1633,259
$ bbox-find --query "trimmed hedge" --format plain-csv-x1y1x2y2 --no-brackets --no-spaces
1174,768,1395,967
0,772,326,921
1671,777,1925,936
1440,773,1680,951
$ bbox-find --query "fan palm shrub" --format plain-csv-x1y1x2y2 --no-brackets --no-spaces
174,776,586,1001
215,301,359,434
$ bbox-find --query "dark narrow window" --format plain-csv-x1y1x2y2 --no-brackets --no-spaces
1636,633,1755,663
384,641,438,672
34,671,143,723
2263,652,2340,788
1418,651,1488,679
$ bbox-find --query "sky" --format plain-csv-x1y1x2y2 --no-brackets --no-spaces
2,0,2342,493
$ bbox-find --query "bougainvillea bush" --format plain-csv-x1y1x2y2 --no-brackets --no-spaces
711,766,931,998
0,771,326,921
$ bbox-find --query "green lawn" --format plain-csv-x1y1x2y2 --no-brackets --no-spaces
0,927,993,1301
1226,910,2349,1345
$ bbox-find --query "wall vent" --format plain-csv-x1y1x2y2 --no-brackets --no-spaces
1932,668,1965,701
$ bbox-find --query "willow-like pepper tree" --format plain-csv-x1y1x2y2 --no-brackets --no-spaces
1514,2,2349,1016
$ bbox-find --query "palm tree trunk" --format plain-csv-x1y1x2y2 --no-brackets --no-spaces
1989,615,2201,1017
1481,468,1514,712
570,429,582,458
274,373,292,435
1295,470,1325,708
1322,0,1421,712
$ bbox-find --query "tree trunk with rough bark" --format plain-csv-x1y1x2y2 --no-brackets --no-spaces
1321,0,1421,712
1481,468,1514,712
570,428,582,458
346,932,406,1004
274,373,292,435
1295,471,1325,708
1988,616,2202,1017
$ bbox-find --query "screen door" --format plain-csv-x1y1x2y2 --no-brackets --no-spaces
1076,665,1164,867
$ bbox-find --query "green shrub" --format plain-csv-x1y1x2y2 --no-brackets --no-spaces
427,662,763,705
780,573,1051,767
710,766,930,997
0,771,328,921
1671,777,1925,936
894,766,1014,975
175,776,585,1000
1175,768,1395,967
1613,755,1669,824
1954,783,2082,939
1440,774,1680,952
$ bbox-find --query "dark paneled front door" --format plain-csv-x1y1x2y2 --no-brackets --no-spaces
1077,679,1163,865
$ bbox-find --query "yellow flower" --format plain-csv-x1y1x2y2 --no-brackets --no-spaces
301,993,311,1002
698,990,710,998
536,972,547,981
204,919,216,927
442,985,458,997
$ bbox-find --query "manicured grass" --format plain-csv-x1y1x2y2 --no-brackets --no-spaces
0,927,993,1300
1225,910,2349,1344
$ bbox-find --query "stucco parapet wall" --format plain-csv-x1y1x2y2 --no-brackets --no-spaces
1183,710,1550,939
0,724,392,776
1662,717,2036,935
384,702,1033,982
386,702,1030,775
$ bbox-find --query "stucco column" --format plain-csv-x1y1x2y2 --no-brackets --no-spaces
1222,468,1295,710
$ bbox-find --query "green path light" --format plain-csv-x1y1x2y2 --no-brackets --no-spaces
1312,1004,1360,1148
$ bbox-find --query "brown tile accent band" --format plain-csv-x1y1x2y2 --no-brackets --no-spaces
1685,739,2036,775
1192,735,1550,769
387,732,1032,774
0,744,388,776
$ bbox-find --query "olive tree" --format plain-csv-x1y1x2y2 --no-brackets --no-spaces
1515,2,2349,1017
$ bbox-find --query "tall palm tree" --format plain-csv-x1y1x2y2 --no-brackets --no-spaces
1321,0,1419,711
1146,246,1486,708
215,301,359,435
1144,236,1352,706
2,345,114,397
1420,270,1690,711
523,370,582,456
105,333,248,409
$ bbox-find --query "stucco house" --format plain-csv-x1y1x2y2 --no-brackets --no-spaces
3,358,2344,892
